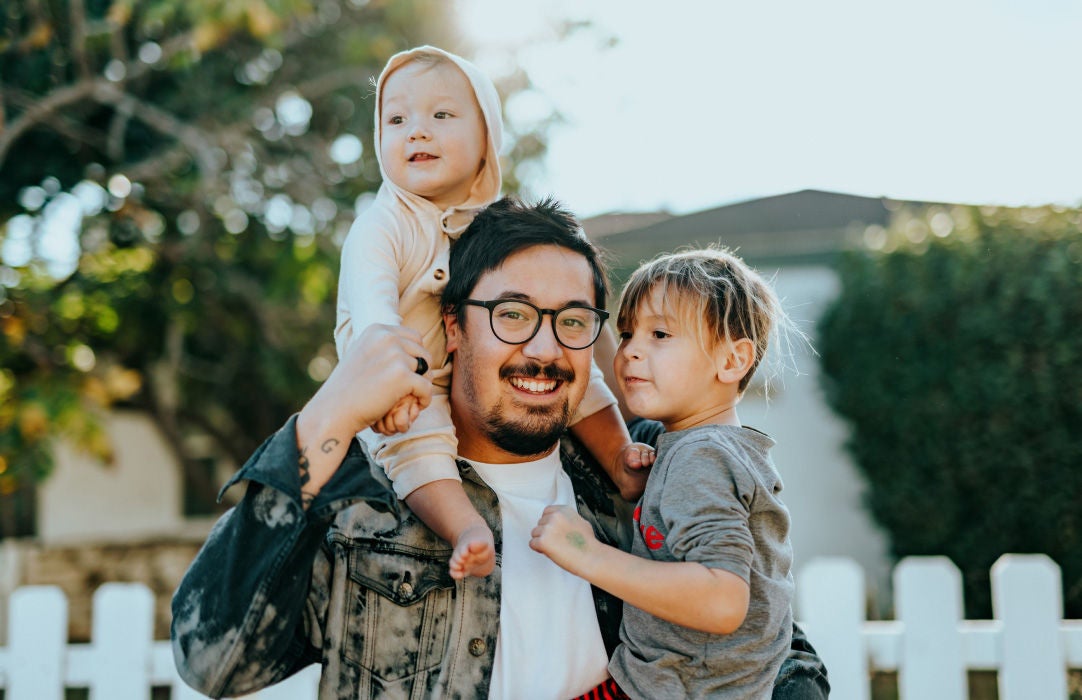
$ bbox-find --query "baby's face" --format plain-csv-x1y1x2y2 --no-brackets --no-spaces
379,61,487,211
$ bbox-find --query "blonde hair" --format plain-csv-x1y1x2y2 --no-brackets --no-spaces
616,247,798,394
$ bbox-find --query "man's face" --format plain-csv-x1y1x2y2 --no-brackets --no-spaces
445,244,597,463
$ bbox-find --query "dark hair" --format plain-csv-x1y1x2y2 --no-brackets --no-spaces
442,196,609,312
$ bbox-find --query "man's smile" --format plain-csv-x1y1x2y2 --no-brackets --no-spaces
509,376,560,394
500,362,574,398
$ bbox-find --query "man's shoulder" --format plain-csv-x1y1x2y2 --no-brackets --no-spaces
557,437,620,517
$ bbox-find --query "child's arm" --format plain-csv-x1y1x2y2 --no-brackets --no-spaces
570,405,653,501
529,504,750,635
370,389,496,579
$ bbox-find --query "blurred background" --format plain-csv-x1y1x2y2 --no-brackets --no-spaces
1,2,1080,695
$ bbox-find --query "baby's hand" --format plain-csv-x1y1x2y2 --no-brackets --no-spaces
612,442,655,501
372,395,422,435
529,505,597,577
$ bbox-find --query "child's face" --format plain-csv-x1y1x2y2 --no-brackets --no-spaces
379,61,487,211
614,287,724,431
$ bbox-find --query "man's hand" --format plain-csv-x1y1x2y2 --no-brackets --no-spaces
529,505,599,578
295,324,433,507
610,442,655,502
305,325,433,438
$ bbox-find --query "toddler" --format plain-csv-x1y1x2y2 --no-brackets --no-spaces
531,248,797,698
335,46,652,579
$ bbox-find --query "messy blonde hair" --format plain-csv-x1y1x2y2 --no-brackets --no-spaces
616,247,797,394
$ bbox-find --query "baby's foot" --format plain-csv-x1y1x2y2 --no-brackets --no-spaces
449,523,496,579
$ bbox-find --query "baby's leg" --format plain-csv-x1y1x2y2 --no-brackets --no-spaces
406,480,495,579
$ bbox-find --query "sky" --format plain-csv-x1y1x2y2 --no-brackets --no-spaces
455,0,1082,218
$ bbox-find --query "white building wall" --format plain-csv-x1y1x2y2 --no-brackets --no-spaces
738,265,892,609
37,411,185,544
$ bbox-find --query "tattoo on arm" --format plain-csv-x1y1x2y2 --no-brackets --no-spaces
298,445,311,488
298,437,341,511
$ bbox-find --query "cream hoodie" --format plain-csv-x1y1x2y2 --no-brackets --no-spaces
335,46,615,497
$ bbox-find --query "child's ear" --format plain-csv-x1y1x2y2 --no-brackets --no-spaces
714,338,755,385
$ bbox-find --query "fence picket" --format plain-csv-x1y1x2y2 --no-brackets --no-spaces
895,557,966,699
8,585,66,700
992,554,1067,700
91,583,155,699
798,557,868,700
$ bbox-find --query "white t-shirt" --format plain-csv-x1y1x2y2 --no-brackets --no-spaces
468,446,610,700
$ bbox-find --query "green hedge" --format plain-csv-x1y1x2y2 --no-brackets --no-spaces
817,205,1082,618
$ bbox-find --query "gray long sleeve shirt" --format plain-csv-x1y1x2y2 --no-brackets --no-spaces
610,424,795,699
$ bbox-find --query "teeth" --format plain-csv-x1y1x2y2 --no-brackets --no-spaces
510,377,557,393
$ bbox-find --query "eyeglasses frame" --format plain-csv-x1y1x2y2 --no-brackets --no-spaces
460,298,610,350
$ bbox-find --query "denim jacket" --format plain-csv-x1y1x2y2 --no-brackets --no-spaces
171,416,829,699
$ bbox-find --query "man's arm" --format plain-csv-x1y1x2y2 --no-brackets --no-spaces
296,324,432,506
171,325,432,696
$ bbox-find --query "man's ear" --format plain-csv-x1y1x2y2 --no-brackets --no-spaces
444,307,461,353
715,338,755,385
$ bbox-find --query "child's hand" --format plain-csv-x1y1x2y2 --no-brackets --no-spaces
611,442,655,502
529,505,598,577
372,395,422,435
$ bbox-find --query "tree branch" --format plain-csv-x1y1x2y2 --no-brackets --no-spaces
3,88,107,153
90,83,221,180
106,100,132,162
69,0,92,79
0,79,99,167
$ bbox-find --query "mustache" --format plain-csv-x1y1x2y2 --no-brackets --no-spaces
499,362,575,384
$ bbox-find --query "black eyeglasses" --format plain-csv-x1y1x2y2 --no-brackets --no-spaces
462,299,609,350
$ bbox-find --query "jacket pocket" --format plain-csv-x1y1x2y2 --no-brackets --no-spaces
342,543,455,684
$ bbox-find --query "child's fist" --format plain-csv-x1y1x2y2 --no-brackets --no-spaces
612,442,655,501
372,395,422,435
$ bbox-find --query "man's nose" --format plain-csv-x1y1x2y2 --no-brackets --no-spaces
521,319,563,363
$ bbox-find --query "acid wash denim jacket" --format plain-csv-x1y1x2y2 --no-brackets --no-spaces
171,415,830,700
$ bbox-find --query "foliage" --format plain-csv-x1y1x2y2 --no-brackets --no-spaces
817,204,1082,617
0,0,552,514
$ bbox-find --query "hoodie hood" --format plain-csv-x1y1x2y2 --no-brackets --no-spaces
373,45,502,237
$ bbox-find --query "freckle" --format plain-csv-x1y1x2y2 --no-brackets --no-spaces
567,532,586,550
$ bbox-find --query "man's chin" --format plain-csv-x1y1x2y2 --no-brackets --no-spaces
483,406,572,458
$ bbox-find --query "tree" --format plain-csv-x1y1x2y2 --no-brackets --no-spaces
0,0,552,528
817,204,1082,617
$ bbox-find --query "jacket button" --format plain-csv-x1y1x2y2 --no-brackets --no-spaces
468,638,486,656
397,581,414,599
434,269,445,280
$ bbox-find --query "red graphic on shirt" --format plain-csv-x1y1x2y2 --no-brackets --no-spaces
633,504,665,551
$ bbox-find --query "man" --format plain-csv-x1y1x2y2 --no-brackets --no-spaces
171,197,829,698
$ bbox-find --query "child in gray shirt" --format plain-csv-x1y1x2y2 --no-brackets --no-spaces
532,248,798,698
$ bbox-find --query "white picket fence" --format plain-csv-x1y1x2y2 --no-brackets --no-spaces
0,554,1079,699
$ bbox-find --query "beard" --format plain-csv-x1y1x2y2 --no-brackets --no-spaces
473,361,577,458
